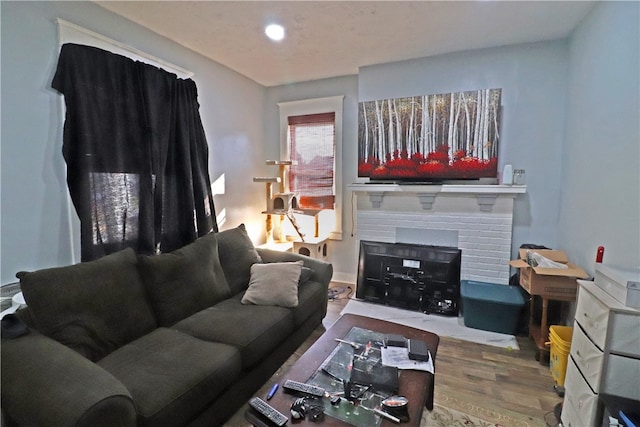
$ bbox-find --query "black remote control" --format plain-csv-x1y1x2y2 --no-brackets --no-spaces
248,397,288,426
282,379,326,397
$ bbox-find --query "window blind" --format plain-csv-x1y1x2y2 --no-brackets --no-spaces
288,113,335,210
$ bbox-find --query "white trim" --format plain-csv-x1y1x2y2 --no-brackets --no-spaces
278,96,344,240
56,19,194,79
331,272,356,285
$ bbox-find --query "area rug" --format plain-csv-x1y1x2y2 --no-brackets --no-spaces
424,405,500,427
426,393,548,427
422,404,527,427
340,299,519,350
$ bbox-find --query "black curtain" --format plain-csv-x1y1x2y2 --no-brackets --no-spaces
52,43,217,261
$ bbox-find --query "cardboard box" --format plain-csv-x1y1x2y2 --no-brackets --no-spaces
509,249,588,298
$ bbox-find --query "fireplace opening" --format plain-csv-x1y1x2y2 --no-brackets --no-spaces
355,240,461,316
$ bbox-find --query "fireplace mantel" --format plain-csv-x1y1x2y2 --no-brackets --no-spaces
348,183,526,211
350,182,525,284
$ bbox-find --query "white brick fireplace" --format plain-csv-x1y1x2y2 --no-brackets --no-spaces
349,183,526,284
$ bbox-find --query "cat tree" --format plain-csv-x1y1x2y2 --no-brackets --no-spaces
253,160,329,260
253,160,303,244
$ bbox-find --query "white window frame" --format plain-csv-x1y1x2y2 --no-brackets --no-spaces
278,96,344,240
56,19,193,78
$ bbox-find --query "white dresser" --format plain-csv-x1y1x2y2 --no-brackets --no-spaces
561,280,640,427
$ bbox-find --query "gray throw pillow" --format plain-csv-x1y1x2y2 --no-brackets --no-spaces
138,233,231,326
19,248,157,361
241,261,304,308
215,223,262,295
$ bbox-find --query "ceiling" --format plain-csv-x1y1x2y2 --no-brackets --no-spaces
95,1,596,87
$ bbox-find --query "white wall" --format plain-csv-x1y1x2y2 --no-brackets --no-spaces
0,1,266,283
559,1,640,273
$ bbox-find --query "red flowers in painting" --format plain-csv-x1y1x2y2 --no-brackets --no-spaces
360,146,497,180
358,88,502,181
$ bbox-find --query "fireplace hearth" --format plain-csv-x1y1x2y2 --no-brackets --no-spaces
356,240,462,316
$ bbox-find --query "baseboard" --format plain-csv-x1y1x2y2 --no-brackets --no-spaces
330,272,355,285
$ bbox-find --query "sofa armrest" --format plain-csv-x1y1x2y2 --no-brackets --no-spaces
256,248,333,287
1,331,137,427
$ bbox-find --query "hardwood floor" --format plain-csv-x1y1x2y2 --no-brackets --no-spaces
323,284,561,427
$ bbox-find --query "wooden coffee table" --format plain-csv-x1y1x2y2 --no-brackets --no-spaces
248,313,439,427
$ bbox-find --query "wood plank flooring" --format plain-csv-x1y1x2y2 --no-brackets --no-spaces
323,284,561,426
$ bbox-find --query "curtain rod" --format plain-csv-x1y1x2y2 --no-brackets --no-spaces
56,18,194,79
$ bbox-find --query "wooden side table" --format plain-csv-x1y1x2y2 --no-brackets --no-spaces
518,278,577,363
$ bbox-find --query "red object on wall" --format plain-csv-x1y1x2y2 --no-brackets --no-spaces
596,246,605,263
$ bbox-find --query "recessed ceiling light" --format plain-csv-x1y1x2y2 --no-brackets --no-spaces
265,24,285,41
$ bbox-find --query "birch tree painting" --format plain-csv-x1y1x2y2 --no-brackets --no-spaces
358,88,502,180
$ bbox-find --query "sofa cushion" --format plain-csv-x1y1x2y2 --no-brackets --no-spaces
18,248,157,361
173,295,294,369
241,261,303,308
98,328,241,427
137,233,231,326
299,266,314,285
291,279,328,326
215,224,262,295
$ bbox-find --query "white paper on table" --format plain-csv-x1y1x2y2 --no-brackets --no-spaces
380,347,434,374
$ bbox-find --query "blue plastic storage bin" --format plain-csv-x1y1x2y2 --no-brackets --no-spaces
460,280,525,335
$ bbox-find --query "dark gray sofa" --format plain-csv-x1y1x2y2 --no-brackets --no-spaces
1,224,332,427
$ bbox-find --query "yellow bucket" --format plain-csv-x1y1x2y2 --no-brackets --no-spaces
548,325,573,386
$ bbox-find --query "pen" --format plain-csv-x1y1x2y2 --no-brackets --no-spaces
374,408,400,423
266,383,279,400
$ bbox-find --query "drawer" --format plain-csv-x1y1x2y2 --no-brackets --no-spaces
560,397,585,427
562,356,598,427
603,354,640,400
576,286,609,349
610,313,640,356
570,321,604,390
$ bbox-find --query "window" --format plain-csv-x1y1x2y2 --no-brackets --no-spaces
89,172,141,246
278,96,344,240
288,112,335,210
57,19,195,262
54,42,216,261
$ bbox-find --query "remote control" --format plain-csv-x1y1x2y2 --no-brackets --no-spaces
282,379,326,397
248,397,288,426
